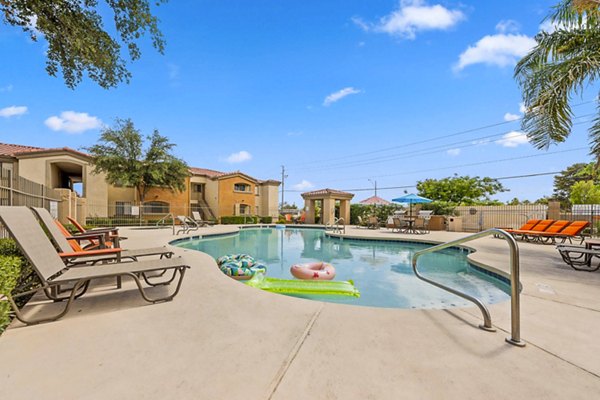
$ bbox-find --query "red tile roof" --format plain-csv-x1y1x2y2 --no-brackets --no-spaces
359,195,392,205
0,142,44,156
188,167,226,178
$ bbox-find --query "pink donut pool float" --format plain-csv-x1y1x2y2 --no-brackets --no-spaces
290,262,336,280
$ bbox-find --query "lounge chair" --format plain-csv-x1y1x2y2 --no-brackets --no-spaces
66,216,126,249
518,220,571,243
505,219,556,240
556,244,600,271
0,206,189,325
356,216,368,228
176,215,200,235
31,207,174,265
535,221,589,244
191,211,215,227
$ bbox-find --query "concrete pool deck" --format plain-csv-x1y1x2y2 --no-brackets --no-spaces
1,225,600,399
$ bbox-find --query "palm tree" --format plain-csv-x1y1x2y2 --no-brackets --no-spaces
514,0,600,161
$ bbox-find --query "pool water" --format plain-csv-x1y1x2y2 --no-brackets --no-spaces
175,228,510,309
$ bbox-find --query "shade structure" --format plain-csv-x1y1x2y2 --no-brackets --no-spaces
391,193,432,215
359,195,391,206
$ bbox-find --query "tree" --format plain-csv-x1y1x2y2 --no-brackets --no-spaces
86,118,188,203
570,180,600,203
553,162,598,205
1,0,167,89
416,175,507,205
514,0,600,161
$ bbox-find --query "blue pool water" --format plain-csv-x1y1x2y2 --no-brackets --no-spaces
175,228,510,309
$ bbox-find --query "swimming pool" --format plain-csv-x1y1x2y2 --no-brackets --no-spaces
175,227,510,309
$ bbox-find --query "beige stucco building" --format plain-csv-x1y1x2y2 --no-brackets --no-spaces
0,142,280,223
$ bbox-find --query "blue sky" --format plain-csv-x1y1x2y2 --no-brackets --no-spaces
0,0,595,206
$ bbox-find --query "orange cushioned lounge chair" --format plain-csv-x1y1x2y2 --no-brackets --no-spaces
67,216,125,250
534,221,589,245
505,219,555,240
520,220,571,243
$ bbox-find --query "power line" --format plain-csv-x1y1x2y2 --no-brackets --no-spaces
287,112,596,173
284,147,587,192
285,99,597,170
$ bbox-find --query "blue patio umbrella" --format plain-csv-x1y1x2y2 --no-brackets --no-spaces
391,193,432,216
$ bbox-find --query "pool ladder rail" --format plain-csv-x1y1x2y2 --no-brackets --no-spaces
325,217,345,234
412,228,525,347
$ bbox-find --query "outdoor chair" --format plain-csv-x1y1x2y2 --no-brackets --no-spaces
0,206,190,325
520,220,571,243
556,244,600,271
391,217,407,233
176,215,200,235
367,216,379,229
415,210,433,234
505,219,556,241
357,216,368,228
534,221,589,245
191,211,215,227
66,216,126,249
31,207,174,265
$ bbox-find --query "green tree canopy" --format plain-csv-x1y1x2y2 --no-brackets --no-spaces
553,162,598,205
570,180,600,204
515,0,600,161
1,0,167,89
86,118,188,202
416,175,507,205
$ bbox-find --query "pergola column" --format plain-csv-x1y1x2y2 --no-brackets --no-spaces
305,199,316,224
301,189,354,226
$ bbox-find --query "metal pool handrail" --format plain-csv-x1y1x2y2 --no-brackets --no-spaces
411,228,525,347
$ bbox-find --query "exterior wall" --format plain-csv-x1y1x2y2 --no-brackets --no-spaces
217,175,256,217
18,154,109,217
144,177,190,217
204,179,219,217
259,183,280,218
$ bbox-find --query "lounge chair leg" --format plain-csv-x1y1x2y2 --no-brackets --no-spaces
128,268,188,303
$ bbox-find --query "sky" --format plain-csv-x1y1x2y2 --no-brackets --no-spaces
0,0,596,207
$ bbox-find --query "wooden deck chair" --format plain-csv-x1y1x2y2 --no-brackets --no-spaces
31,207,173,265
0,206,189,325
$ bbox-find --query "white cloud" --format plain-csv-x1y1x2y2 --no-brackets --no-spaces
224,150,252,163
519,102,527,113
292,180,314,191
323,87,362,106
446,148,461,156
495,131,529,147
353,0,465,40
472,138,491,146
495,20,520,34
503,112,521,122
44,111,102,133
0,105,27,118
454,33,536,71
0,84,13,92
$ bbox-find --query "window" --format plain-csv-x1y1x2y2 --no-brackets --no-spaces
239,204,249,215
234,183,251,192
115,201,133,216
255,186,259,196
193,184,203,193
143,201,170,214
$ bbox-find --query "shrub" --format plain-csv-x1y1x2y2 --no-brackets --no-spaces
220,215,259,224
0,238,39,334
260,216,273,223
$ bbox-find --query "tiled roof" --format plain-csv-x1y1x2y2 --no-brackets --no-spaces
0,142,90,159
301,188,354,197
358,195,391,205
0,142,44,157
188,167,227,178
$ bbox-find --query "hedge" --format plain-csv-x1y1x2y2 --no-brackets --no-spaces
220,215,273,224
0,238,36,334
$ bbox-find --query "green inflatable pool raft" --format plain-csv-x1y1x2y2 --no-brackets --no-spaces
245,273,360,297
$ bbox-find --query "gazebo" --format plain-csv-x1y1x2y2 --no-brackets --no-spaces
301,188,354,225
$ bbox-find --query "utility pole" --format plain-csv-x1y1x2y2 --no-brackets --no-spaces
369,179,377,197
280,165,288,211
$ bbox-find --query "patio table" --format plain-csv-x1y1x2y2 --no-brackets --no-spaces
400,216,422,234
